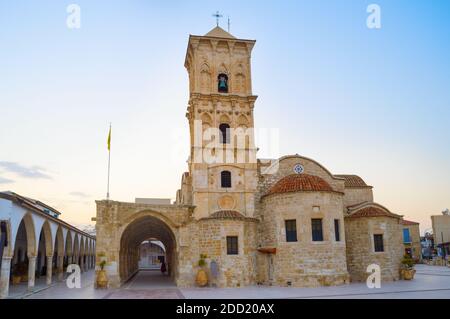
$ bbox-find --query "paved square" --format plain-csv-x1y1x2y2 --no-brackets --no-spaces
16,265,450,299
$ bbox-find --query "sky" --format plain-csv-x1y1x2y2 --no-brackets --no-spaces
0,0,449,233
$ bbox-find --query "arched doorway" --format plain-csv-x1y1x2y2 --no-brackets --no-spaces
119,215,177,287
8,214,36,295
36,221,52,284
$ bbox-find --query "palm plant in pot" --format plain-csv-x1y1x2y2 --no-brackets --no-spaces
195,254,208,287
400,254,416,280
11,263,23,285
96,259,108,288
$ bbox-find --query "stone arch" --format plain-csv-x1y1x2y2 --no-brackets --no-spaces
234,64,246,94
17,213,36,257
237,114,249,127
1,219,12,257
54,226,64,257
83,237,89,268
263,154,346,192
219,114,231,124
216,41,230,54
218,63,229,75
40,221,53,257
79,236,85,266
73,234,79,265
120,210,180,235
64,231,73,260
201,112,213,126
200,63,211,93
118,212,178,285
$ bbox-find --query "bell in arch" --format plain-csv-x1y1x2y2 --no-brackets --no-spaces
218,74,228,93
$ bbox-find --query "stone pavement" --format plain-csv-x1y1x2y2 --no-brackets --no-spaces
19,265,450,299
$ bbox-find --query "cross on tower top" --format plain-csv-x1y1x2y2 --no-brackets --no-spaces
212,11,223,27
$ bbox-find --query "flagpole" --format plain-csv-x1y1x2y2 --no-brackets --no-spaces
107,123,111,200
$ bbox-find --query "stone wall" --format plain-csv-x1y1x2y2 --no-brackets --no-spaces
345,216,403,282
259,191,349,287
402,223,422,262
194,218,258,288
431,215,450,245
342,187,374,208
95,200,194,288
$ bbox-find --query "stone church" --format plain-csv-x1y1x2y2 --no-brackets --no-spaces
95,26,404,288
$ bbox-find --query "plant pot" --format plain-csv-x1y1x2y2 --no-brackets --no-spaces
401,268,416,280
96,270,108,289
12,275,22,285
196,268,208,287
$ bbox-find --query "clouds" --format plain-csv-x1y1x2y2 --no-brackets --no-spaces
69,191,91,198
0,161,52,180
0,176,14,184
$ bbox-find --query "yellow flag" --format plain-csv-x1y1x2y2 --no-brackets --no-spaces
107,126,111,151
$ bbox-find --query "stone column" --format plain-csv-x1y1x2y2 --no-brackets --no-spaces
46,256,53,285
0,256,12,299
57,255,64,281
84,256,88,271
28,256,36,291
79,256,84,273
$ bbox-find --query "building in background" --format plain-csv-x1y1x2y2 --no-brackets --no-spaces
431,210,450,259
401,220,421,262
0,191,96,299
138,240,166,270
421,232,435,260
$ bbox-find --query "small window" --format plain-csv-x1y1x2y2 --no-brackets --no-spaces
311,219,323,241
227,236,238,255
334,219,340,242
218,73,229,93
285,220,297,242
221,171,232,188
374,234,384,252
403,228,411,243
219,123,230,144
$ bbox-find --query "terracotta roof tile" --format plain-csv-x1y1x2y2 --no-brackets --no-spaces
201,210,258,222
401,219,420,225
266,174,335,196
334,174,370,188
210,210,245,219
347,206,401,219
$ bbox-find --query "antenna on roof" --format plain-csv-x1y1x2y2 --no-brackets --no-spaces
228,16,231,33
212,11,223,27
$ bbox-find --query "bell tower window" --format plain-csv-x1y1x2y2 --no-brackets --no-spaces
221,171,232,188
218,74,228,93
219,123,230,144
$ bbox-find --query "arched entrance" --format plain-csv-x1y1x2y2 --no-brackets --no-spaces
119,215,177,287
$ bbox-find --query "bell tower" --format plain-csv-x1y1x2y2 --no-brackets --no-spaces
184,26,258,219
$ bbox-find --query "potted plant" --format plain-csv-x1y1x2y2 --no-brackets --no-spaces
11,264,22,285
400,254,416,280
96,260,108,288
195,254,208,287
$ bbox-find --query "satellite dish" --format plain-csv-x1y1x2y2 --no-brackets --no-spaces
443,208,450,216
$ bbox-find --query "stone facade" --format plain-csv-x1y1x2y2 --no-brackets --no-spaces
345,214,404,282
94,26,408,289
401,220,422,262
